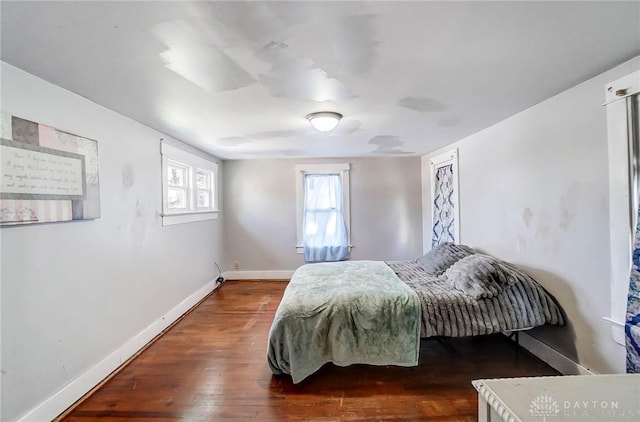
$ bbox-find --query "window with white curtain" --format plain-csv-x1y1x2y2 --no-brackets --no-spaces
295,163,350,261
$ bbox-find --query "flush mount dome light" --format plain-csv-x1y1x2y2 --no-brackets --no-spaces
306,111,343,132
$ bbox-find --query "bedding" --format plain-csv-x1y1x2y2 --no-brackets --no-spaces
267,260,421,383
441,253,513,299
267,245,564,382
387,260,564,338
416,242,475,276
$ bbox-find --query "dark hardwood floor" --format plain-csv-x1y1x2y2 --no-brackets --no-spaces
59,280,559,421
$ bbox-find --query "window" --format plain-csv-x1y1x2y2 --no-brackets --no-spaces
295,163,351,260
196,170,213,208
161,141,219,226
167,160,189,210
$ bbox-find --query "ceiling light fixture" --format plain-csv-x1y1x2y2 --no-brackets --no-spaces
306,111,343,132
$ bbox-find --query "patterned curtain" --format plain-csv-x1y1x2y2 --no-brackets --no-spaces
627,207,640,373
432,164,455,247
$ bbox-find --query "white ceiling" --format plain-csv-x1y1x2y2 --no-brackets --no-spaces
2,1,639,159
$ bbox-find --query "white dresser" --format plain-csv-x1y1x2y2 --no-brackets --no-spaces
472,374,640,421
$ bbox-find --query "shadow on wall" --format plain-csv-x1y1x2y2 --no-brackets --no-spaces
518,266,580,367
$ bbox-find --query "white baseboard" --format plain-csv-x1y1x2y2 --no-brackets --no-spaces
223,270,294,280
603,316,627,346
516,332,595,376
17,280,217,422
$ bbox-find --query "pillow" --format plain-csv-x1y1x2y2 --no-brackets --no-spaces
416,242,475,276
440,253,513,299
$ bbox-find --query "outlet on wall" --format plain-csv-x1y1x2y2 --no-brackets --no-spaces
233,261,240,270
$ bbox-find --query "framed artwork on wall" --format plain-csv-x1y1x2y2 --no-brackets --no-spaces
430,148,459,247
0,113,100,226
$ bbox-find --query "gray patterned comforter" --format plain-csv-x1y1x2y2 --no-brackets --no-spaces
387,260,564,337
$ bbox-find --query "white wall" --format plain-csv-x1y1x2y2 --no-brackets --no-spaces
0,63,224,421
223,157,423,272
422,56,640,374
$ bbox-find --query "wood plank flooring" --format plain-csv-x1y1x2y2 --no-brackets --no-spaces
60,280,560,421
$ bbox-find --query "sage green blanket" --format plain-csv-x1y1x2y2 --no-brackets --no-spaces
267,260,421,383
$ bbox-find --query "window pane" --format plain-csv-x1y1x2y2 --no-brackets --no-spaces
196,171,210,189
167,188,187,209
304,174,340,210
197,190,210,208
168,163,187,187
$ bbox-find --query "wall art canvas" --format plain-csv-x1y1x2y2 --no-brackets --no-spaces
430,149,459,247
0,113,100,226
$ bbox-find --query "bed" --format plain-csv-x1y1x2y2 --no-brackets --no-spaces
267,243,564,383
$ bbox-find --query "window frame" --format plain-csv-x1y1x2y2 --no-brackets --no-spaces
166,159,190,210
295,163,351,254
161,141,219,226
195,169,213,210
604,71,640,345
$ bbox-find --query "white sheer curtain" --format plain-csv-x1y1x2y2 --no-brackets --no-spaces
302,174,349,262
